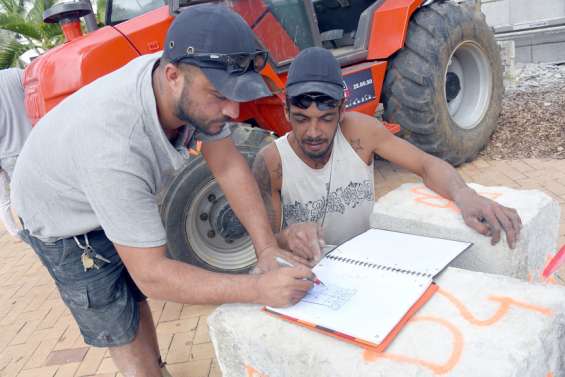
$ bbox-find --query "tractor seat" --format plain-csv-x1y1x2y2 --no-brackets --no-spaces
320,29,356,49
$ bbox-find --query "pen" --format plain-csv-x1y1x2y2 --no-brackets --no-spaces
322,244,337,256
275,256,325,286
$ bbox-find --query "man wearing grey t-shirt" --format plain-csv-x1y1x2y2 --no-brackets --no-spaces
12,5,313,376
0,68,32,240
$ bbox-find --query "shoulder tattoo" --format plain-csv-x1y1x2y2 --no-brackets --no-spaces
350,138,363,152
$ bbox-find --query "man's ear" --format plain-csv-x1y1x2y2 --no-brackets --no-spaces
163,63,184,93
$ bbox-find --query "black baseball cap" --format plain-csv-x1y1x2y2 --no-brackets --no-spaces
286,47,344,100
163,4,271,102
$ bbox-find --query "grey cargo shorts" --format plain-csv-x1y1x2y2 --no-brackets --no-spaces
21,228,146,347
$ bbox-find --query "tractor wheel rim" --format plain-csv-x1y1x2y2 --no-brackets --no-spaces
186,180,256,271
445,40,493,130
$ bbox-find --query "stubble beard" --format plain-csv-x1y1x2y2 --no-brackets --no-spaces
298,126,338,162
175,80,229,136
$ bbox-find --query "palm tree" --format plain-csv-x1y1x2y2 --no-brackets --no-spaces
0,0,64,68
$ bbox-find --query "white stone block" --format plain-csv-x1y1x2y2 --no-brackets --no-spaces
370,183,560,281
209,268,565,377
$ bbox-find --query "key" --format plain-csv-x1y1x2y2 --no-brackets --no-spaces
91,250,111,264
81,252,95,271
74,235,111,271
92,255,108,269
87,247,110,265
84,246,110,269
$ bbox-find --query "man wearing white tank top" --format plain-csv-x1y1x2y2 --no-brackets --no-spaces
252,47,522,263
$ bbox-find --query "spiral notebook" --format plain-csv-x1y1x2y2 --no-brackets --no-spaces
265,228,472,352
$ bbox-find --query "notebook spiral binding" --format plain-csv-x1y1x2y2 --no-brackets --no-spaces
326,255,433,278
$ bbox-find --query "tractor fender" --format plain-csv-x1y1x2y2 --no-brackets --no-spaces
367,0,425,60
23,26,139,125
23,6,171,126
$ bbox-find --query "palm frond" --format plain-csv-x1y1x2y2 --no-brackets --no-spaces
0,0,66,66
0,38,28,68
0,0,23,15
26,0,48,24
0,13,43,40
40,22,62,39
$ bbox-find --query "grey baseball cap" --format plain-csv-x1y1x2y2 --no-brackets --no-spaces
286,47,344,100
163,4,272,102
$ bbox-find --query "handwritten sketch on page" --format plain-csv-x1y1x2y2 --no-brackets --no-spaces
302,284,358,310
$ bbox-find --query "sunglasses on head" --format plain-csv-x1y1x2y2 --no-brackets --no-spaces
172,50,269,74
288,93,340,111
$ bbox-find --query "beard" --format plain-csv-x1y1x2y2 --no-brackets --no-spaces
174,82,231,136
298,127,338,160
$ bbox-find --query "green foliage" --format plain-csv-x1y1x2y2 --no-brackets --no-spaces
0,0,64,68
96,0,106,25
0,37,27,67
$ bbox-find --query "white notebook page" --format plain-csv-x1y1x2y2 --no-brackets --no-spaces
268,257,431,344
267,229,471,345
329,228,471,277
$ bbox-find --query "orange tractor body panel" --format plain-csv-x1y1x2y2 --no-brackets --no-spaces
23,0,425,134
23,26,140,124
368,0,421,59
113,6,173,55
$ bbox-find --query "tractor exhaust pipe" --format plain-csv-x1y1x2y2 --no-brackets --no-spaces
43,0,98,42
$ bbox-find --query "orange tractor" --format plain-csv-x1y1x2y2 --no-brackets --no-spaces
24,0,503,272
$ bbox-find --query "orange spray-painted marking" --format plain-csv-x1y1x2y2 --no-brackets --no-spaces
245,365,268,377
363,316,464,375
410,186,460,212
528,253,559,285
438,288,553,326
409,185,503,213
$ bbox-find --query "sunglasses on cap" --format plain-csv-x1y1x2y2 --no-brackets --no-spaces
172,50,269,74
288,93,340,111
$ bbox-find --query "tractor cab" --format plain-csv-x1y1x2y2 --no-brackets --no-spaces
106,0,381,67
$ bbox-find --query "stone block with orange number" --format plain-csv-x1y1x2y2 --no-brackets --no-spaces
208,268,565,376
370,183,560,282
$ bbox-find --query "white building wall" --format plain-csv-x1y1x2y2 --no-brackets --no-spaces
480,0,565,63
482,0,565,29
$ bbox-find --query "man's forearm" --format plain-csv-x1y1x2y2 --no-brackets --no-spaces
421,156,474,203
143,257,260,304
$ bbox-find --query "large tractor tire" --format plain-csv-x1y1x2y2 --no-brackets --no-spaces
160,125,274,273
382,1,503,166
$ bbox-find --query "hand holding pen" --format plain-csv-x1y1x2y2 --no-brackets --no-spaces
254,257,314,307
275,256,325,286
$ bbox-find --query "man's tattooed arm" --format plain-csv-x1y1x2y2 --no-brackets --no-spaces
251,152,278,232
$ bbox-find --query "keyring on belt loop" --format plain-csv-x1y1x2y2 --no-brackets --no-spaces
73,233,91,250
